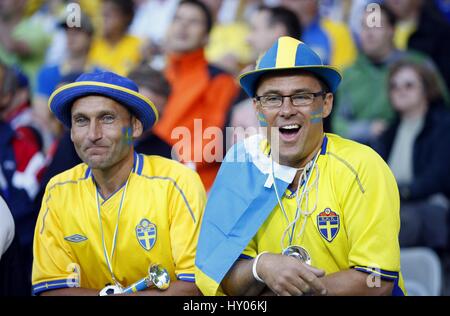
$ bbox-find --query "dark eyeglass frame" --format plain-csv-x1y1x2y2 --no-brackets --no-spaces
254,91,327,108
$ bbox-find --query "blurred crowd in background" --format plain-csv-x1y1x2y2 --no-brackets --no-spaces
1,0,450,295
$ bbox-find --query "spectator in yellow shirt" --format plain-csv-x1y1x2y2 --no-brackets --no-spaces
88,0,142,76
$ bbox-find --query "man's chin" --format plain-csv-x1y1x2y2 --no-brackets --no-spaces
84,156,110,170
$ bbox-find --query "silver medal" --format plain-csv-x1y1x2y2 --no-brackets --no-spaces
282,245,311,265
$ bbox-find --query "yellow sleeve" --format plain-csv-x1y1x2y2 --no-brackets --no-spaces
241,237,257,259
339,148,401,280
32,183,78,295
168,169,206,283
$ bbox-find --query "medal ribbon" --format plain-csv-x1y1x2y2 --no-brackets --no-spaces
95,176,130,287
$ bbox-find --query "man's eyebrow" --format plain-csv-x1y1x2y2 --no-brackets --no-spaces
97,110,116,117
258,88,315,95
72,110,116,118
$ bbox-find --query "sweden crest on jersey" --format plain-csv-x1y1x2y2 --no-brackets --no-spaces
317,208,340,242
135,219,157,251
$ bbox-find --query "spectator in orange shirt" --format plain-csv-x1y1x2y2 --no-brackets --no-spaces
154,0,239,191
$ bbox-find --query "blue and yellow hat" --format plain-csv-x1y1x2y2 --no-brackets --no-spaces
239,36,342,97
49,71,159,131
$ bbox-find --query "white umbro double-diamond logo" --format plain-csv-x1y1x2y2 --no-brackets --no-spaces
64,234,88,243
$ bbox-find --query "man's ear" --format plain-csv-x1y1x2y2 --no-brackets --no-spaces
322,93,334,119
132,116,144,138
252,98,259,112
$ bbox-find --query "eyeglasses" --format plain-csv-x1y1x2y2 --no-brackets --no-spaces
255,91,327,108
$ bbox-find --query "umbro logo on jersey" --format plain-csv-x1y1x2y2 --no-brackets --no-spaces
64,234,88,243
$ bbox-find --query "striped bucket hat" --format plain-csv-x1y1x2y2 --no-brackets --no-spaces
239,36,342,97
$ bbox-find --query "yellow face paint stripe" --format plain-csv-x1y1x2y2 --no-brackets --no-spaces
48,81,159,121
275,37,303,68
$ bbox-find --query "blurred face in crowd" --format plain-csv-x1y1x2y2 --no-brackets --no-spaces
385,0,423,20
254,71,333,168
389,66,427,116
138,87,167,117
0,0,25,19
200,0,223,17
247,9,287,58
279,0,317,26
102,1,130,39
0,66,14,120
66,28,92,57
71,96,143,170
0,67,8,116
165,2,209,54
360,11,394,62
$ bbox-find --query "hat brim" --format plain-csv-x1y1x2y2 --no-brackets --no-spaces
239,65,342,97
49,81,159,131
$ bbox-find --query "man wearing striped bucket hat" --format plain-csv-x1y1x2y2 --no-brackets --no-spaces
32,71,206,296
195,37,406,296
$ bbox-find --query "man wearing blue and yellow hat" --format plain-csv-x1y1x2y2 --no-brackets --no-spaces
195,37,406,296
32,71,206,296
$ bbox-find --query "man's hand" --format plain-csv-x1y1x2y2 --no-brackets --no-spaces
257,252,328,296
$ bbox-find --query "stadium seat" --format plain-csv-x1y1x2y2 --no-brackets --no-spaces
400,247,443,296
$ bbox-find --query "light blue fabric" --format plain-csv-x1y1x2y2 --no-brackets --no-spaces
195,136,294,285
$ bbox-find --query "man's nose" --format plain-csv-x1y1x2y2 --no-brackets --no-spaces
279,96,297,117
87,120,102,142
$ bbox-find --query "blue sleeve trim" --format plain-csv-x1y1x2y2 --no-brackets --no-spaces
239,254,254,260
32,278,78,295
392,278,405,296
177,273,195,283
353,266,399,281
320,135,328,155
132,151,137,172
84,167,91,179
137,154,144,175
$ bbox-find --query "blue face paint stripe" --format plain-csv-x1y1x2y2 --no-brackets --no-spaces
257,112,268,127
310,108,323,115
122,126,133,145
310,107,323,123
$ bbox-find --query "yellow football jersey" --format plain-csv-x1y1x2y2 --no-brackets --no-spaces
241,134,406,295
32,152,206,295
88,35,142,76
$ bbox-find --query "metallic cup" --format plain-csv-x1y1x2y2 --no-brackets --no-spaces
122,264,170,294
149,264,170,290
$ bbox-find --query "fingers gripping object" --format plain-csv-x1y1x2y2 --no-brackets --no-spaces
282,246,311,265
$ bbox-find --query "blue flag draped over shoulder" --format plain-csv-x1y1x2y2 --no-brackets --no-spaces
195,134,297,296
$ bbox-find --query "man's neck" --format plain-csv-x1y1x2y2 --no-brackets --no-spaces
92,152,134,199
105,31,125,46
401,102,427,120
367,46,394,64
288,137,324,191
67,54,88,72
